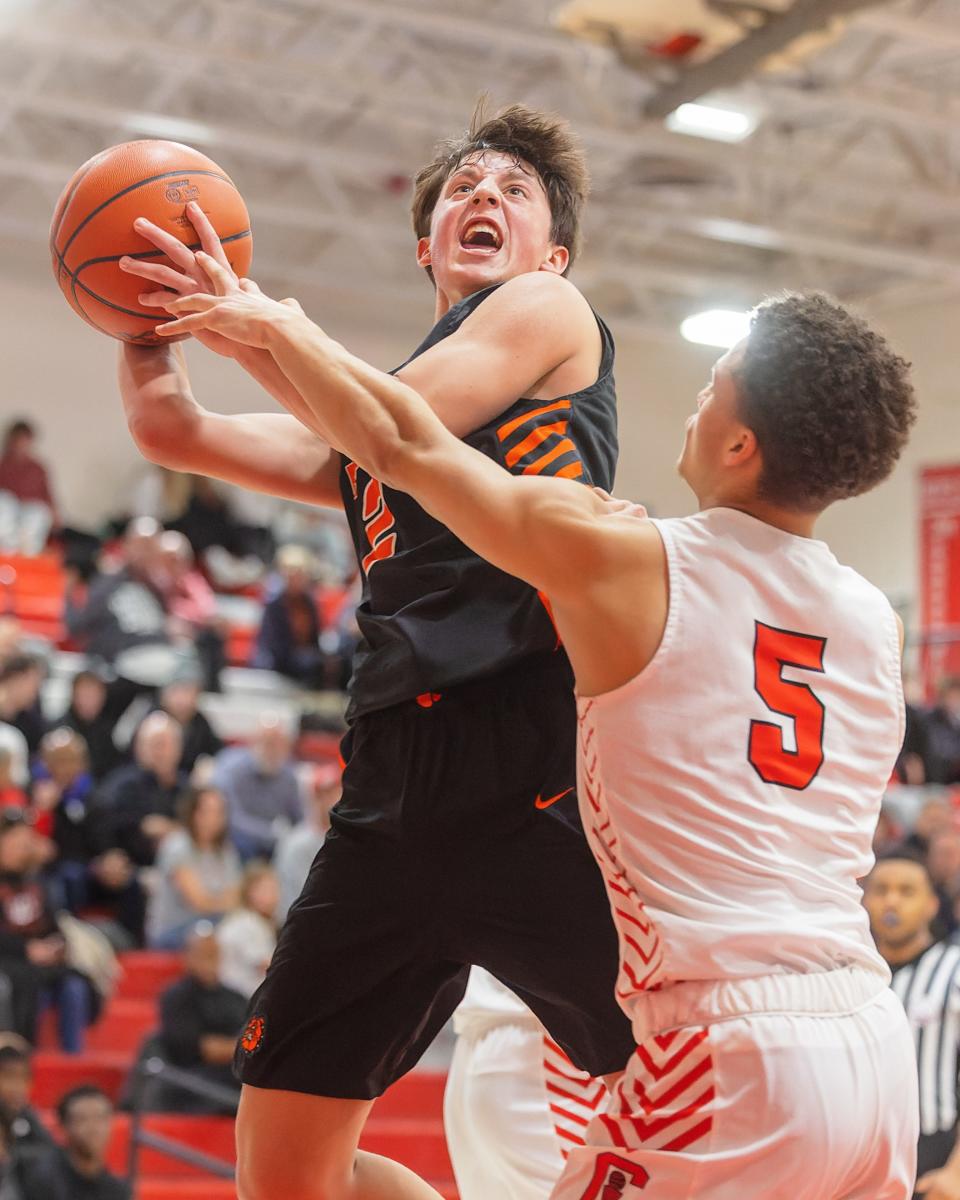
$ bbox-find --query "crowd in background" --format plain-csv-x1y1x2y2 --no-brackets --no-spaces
5,417,960,1195
0,417,353,1196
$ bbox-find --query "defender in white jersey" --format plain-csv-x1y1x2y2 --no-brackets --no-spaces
445,968,604,1200
155,277,919,1197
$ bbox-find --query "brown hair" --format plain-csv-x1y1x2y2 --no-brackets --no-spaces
177,785,229,849
39,727,89,776
411,100,590,284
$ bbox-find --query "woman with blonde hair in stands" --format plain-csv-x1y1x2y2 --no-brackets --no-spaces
146,785,241,950
215,861,280,1000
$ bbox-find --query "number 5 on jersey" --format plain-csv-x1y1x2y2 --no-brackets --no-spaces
748,622,827,790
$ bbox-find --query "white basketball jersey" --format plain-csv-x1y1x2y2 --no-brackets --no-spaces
577,507,901,1015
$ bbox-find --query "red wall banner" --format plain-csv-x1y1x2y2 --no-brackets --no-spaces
919,465,960,697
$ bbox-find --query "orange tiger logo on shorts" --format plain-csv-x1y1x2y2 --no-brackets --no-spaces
241,1015,265,1055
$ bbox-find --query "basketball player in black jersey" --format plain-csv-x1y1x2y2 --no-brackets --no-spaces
117,104,634,1200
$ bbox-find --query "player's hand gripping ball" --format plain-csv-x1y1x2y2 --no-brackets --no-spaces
50,139,252,344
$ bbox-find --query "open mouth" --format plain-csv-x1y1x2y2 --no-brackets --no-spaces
459,219,503,252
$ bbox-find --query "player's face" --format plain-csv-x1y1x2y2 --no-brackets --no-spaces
862,860,938,950
677,341,747,500
419,151,568,307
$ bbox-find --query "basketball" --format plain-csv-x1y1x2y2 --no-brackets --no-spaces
49,139,252,345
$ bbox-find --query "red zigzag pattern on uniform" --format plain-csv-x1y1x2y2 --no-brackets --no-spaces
600,1026,715,1154
577,700,665,999
542,1036,608,1160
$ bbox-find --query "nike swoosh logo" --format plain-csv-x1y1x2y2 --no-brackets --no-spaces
535,786,575,810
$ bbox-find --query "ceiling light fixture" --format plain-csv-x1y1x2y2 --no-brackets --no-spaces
666,101,757,143
680,309,753,349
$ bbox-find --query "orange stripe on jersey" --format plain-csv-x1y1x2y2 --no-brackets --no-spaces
556,461,584,480
497,399,571,443
362,533,397,574
505,420,567,469
522,438,577,476
538,589,562,649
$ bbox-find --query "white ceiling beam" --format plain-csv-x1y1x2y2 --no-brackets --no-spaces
638,209,960,281
854,8,960,52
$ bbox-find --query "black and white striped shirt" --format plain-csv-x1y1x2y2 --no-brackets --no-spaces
891,939,960,1137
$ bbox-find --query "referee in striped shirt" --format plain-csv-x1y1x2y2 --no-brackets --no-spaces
865,849,960,1200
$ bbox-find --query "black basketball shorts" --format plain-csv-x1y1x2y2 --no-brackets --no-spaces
235,653,635,1098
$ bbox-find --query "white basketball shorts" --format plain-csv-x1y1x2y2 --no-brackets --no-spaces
550,967,918,1200
445,1021,608,1200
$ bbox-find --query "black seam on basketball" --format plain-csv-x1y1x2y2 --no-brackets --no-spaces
71,273,166,345
70,272,123,339
54,230,252,324
71,270,172,322
50,148,113,267
57,168,236,265
65,228,252,282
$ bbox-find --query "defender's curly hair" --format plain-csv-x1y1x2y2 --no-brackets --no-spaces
736,294,917,511
411,100,590,283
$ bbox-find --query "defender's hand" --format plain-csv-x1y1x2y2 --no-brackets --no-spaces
154,253,303,349
120,200,245,359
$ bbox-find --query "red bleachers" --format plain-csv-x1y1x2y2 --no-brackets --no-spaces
31,951,460,1199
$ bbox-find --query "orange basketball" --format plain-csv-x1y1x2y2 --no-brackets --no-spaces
50,139,252,345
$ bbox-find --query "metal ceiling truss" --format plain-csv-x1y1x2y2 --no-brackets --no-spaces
2,0,959,335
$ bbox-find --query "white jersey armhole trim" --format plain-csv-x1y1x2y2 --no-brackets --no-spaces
577,517,682,707
886,600,907,750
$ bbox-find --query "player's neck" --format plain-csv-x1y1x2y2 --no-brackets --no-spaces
432,278,501,323
700,497,819,539
880,928,933,967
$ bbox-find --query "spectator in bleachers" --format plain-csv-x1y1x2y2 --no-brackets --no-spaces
169,477,269,591
38,1085,130,1200
273,762,340,921
33,730,144,945
926,677,960,786
0,659,46,759
928,829,960,939
156,926,244,1115
0,1105,27,1200
154,531,225,692
98,713,186,869
272,503,354,585
150,664,222,775
213,717,301,861
905,795,954,857
64,520,173,683
251,544,327,687
32,727,93,843
0,813,93,1051
873,804,905,857
0,420,57,557
0,1039,52,1158
896,699,931,786
216,862,279,999
0,739,25,806
0,753,25,816
60,669,124,783
147,786,242,950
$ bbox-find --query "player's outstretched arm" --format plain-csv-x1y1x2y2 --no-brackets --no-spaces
151,266,667,690
118,341,342,507
262,310,643,597
129,204,597,441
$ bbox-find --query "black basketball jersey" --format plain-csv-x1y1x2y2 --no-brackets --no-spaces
339,282,618,718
